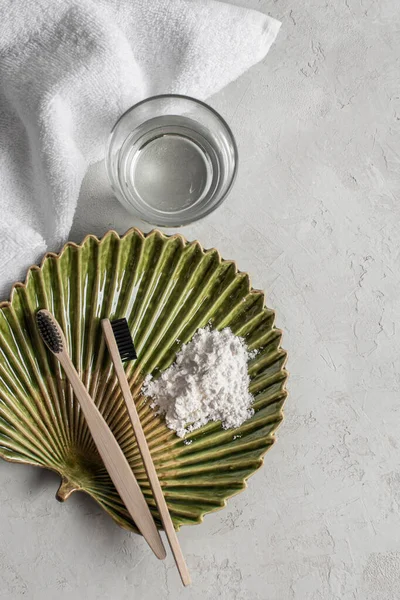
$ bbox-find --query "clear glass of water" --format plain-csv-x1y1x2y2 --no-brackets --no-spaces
106,95,238,227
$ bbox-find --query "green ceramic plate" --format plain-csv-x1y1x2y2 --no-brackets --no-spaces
0,229,287,531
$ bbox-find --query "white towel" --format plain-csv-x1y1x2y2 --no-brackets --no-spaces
0,0,280,299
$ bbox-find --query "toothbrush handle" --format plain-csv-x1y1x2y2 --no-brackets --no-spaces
59,353,166,560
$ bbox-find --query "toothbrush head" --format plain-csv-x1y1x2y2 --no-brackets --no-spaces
36,310,64,354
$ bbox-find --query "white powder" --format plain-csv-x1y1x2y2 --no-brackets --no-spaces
143,327,254,438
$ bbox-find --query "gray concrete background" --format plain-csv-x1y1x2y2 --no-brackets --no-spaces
1,0,399,598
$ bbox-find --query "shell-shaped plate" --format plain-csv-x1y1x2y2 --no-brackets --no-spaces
0,229,288,531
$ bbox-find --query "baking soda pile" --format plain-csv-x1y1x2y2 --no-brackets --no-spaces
143,327,254,438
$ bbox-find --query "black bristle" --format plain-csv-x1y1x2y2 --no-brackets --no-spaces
36,311,63,354
110,318,137,362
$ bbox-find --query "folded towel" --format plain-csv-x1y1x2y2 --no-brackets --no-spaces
0,0,280,299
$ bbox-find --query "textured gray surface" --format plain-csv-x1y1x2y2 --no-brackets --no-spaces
1,0,400,598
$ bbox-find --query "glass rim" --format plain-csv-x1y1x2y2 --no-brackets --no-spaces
107,94,238,227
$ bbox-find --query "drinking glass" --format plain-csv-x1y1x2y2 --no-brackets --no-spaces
106,94,238,227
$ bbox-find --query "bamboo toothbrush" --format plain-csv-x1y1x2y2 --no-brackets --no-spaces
36,309,166,560
102,318,191,587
